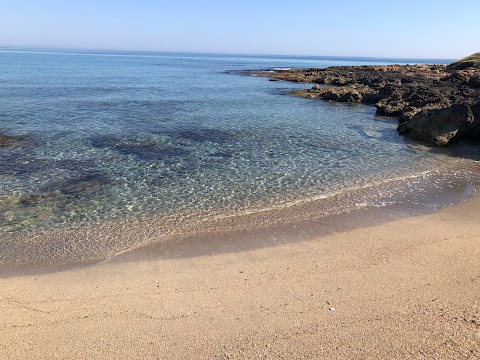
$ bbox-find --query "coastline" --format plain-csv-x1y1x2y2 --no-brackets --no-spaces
249,63,480,146
2,53,479,273
1,162,478,276
1,189,479,358
1,52,480,358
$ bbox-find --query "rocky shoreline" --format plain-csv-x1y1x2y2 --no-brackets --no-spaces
249,53,480,146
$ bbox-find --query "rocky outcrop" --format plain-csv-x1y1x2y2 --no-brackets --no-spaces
296,84,377,103
469,72,480,88
248,54,480,146
397,104,475,146
470,102,480,139
447,52,480,70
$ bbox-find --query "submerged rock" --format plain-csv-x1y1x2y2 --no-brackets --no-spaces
0,133,25,147
47,173,110,198
91,135,192,162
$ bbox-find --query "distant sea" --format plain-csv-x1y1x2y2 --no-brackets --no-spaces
0,49,478,266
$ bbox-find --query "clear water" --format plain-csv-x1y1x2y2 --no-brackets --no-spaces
0,49,477,238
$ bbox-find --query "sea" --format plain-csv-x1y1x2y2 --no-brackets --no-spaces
0,49,479,268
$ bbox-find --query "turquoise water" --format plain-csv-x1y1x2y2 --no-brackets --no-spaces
0,49,476,236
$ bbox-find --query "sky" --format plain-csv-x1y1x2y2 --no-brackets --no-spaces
0,0,478,59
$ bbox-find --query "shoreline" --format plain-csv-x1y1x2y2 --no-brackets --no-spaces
1,54,480,357
1,163,479,277
1,184,479,358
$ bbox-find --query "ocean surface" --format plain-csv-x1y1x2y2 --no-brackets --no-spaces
1,49,479,265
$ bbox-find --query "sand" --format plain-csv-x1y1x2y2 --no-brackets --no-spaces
1,195,480,359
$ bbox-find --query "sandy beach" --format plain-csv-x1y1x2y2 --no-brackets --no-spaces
2,1,480,358
1,194,479,359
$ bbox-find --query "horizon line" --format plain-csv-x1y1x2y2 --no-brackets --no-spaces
0,46,457,62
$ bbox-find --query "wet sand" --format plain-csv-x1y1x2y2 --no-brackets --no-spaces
1,195,480,359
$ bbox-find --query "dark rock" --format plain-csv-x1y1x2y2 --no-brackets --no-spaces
59,174,107,197
43,172,110,198
18,193,49,207
447,52,480,70
91,135,192,162
0,133,25,147
397,104,474,146
469,101,480,139
469,72,480,88
441,69,477,85
292,84,375,103
321,86,365,102
247,57,480,146
375,91,409,116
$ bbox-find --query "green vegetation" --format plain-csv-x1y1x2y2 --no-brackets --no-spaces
429,65,445,71
447,52,480,70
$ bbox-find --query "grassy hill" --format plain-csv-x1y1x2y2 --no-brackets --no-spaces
447,52,480,70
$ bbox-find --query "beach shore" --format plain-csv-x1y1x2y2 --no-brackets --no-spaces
1,194,479,359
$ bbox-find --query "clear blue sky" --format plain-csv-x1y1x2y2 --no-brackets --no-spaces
0,0,478,59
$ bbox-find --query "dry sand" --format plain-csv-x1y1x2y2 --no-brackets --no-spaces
1,196,480,359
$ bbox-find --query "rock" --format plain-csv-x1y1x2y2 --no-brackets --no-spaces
469,101,480,139
19,193,48,206
375,91,409,116
57,173,108,197
442,69,477,85
447,52,480,70
397,104,474,146
469,72,480,88
471,101,480,119
40,172,110,200
0,133,25,147
3,210,16,222
0,195,21,207
247,58,480,146
293,84,375,103
321,84,371,102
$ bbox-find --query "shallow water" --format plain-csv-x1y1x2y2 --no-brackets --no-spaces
0,50,479,265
